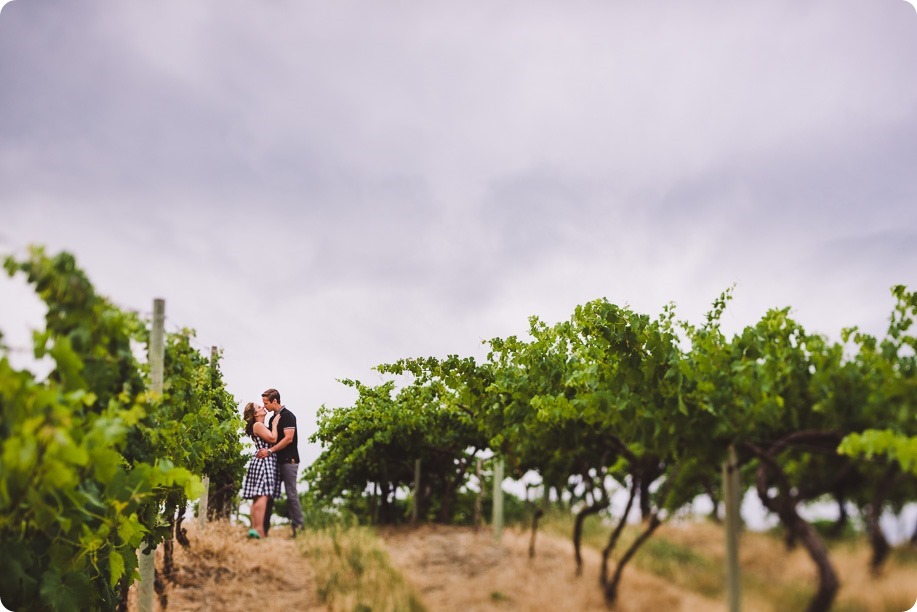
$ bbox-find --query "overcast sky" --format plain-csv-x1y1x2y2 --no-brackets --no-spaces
2,0,916,468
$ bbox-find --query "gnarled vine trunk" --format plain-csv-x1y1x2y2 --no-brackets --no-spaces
828,491,848,539
437,454,475,523
746,437,839,612
702,478,721,524
525,482,546,558
866,465,897,574
601,479,638,587
635,459,663,521
529,505,544,559
573,488,607,576
208,481,238,520
603,514,662,604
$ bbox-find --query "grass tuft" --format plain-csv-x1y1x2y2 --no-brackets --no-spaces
490,590,511,602
297,523,426,612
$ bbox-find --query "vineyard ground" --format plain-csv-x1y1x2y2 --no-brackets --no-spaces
377,523,721,611
126,521,322,612
128,521,720,611
132,518,916,611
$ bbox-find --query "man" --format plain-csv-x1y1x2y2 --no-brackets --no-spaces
255,388,304,537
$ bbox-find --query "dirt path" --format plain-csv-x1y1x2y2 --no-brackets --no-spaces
379,524,724,612
151,522,323,612
155,519,914,611
136,518,915,611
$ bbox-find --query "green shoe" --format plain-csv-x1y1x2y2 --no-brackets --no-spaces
248,529,261,539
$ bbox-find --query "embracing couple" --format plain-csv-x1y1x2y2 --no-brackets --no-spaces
241,388,304,539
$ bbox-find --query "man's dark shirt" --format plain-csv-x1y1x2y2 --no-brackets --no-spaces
274,406,299,463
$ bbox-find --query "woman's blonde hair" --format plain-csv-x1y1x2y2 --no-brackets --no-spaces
243,402,257,438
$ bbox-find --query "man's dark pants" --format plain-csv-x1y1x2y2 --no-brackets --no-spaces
263,461,304,535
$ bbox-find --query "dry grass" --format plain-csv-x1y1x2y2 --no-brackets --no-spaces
543,512,917,612
297,523,426,612
125,520,321,612
378,523,722,612
121,514,915,612
657,521,917,612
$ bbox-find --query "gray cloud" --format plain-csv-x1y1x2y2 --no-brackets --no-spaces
1,0,916,462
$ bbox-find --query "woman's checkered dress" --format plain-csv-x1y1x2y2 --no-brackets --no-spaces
241,433,280,499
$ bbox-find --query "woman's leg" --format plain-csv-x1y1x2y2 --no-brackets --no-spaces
251,495,267,538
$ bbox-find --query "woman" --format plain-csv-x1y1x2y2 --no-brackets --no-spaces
241,401,280,538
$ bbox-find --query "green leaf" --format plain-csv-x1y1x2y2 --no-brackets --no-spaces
116,513,145,546
108,551,125,587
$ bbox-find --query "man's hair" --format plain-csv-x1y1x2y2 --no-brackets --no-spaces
261,388,281,404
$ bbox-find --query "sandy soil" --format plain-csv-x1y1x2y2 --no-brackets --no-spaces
378,524,724,612
144,519,915,611
130,521,323,612
155,521,722,612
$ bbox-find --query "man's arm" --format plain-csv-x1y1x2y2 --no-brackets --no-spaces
272,427,295,452
256,427,294,458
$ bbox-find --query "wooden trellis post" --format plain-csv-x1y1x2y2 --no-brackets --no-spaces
492,457,505,542
723,445,742,612
137,298,164,612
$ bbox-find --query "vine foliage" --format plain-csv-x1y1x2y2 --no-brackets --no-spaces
0,247,244,611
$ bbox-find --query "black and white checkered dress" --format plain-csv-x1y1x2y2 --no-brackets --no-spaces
241,434,280,499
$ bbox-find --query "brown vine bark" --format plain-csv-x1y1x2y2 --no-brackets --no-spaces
866,501,890,575
529,506,544,559
604,513,662,604
161,494,188,610
601,479,638,587
702,478,721,524
827,491,848,539
155,568,167,610
866,465,896,574
525,482,545,558
745,438,840,612
638,475,651,520
176,509,190,548
116,582,130,612
378,480,395,524
207,482,238,520
635,459,663,521
574,488,607,577
437,455,475,523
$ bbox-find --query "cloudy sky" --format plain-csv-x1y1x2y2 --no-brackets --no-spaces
2,0,916,467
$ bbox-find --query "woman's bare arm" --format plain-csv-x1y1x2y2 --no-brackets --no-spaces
253,420,278,444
